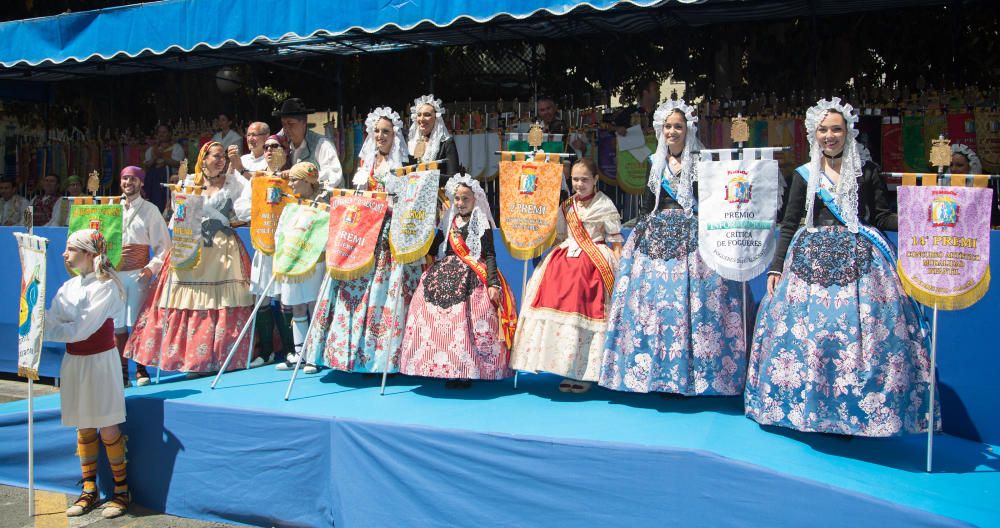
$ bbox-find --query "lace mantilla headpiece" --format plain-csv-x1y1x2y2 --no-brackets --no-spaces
408,94,452,162
353,107,409,188
648,99,703,213
951,143,983,175
438,173,495,260
803,97,861,233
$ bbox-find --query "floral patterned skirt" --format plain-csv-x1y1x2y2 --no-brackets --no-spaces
744,226,937,437
124,231,254,373
302,226,420,373
398,255,512,381
598,210,746,395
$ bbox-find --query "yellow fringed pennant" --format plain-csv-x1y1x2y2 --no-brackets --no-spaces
325,190,389,280
498,158,561,260
250,174,292,256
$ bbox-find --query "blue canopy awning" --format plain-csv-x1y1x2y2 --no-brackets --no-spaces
0,0,951,80
0,0,672,67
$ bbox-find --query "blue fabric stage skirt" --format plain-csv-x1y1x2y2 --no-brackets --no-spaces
599,209,747,395
744,226,938,437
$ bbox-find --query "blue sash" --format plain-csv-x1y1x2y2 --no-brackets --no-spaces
660,163,696,212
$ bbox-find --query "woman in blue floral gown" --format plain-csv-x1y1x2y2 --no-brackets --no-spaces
744,98,936,437
599,100,747,396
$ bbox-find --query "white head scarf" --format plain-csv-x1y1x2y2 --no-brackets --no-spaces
803,97,862,233
408,94,452,163
648,99,704,213
67,228,125,299
951,143,983,174
437,173,495,260
353,107,408,188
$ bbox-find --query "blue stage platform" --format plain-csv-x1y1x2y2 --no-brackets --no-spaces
2,227,999,447
0,367,997,527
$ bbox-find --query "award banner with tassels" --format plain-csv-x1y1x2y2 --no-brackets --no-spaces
387,169,439,264
169,191,205,270
499,155,562,260
68,200,123,269
326,190,388,280
696,158,780,281
274,203,329,280
15,233,46,380
897,182,992,310
250,174,292,256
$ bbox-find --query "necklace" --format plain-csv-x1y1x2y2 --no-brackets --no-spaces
822,150,843,159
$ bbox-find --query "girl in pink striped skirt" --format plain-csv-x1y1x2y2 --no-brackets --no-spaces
398,174,516,388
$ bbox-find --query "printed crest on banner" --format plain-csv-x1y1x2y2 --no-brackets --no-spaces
929,194,959,227
403,174,421,202
266,185,283,205
89,219,101,231
725,172,752,204
519,166,538,195
344,205,361,225
175,198,187,222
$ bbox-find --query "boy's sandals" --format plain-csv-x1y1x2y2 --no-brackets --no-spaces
65,490,99,517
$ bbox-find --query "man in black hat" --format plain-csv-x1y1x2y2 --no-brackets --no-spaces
273,98,343,189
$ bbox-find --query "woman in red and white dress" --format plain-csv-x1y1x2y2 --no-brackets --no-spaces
510,158,623,393
398,174,518,388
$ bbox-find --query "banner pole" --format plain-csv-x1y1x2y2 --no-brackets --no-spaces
514,258,528,389
286,275,331,401
154,275,173,385
211,275,277,389
926,303,939,472
245,309,257,370
26,209,36,518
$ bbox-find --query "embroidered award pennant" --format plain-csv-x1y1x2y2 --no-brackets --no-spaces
326,190,388,280
168,192,205,270
499,159,561,260
387,169,439,264
68,203,123,269
897,185,991,310
15,233,46,380
274,203,329,280
696,158,780,281
250,174,292,256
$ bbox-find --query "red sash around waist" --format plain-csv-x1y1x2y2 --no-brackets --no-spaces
119,244,151,271
65,319,116,356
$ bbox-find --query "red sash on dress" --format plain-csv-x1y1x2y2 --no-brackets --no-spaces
562,195,615,296
448,219,517,348
65,319,116,356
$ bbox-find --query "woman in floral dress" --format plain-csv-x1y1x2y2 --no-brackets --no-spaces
744,98,936,437
599,100,747,396
302,107,421,374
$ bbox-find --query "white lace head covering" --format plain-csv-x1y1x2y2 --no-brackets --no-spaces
408,94,452,163
648,99,704,213
804,97,861,233
437,173,495,260
353,107,408,188
67,228,125,299
951,143,983,174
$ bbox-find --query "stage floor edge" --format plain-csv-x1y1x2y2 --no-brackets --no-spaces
1,366,997,527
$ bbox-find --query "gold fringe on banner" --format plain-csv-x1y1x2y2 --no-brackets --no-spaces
170,248,202,271
897,264,991,311
389,232,435,265
326,255,376,281
17,366,39,381
273,259,321,283
902,173,917,187
500,227,557,261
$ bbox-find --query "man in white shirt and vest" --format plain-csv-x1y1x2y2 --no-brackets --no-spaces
273,98,343,189
229,121,270,177
116,166,171,387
